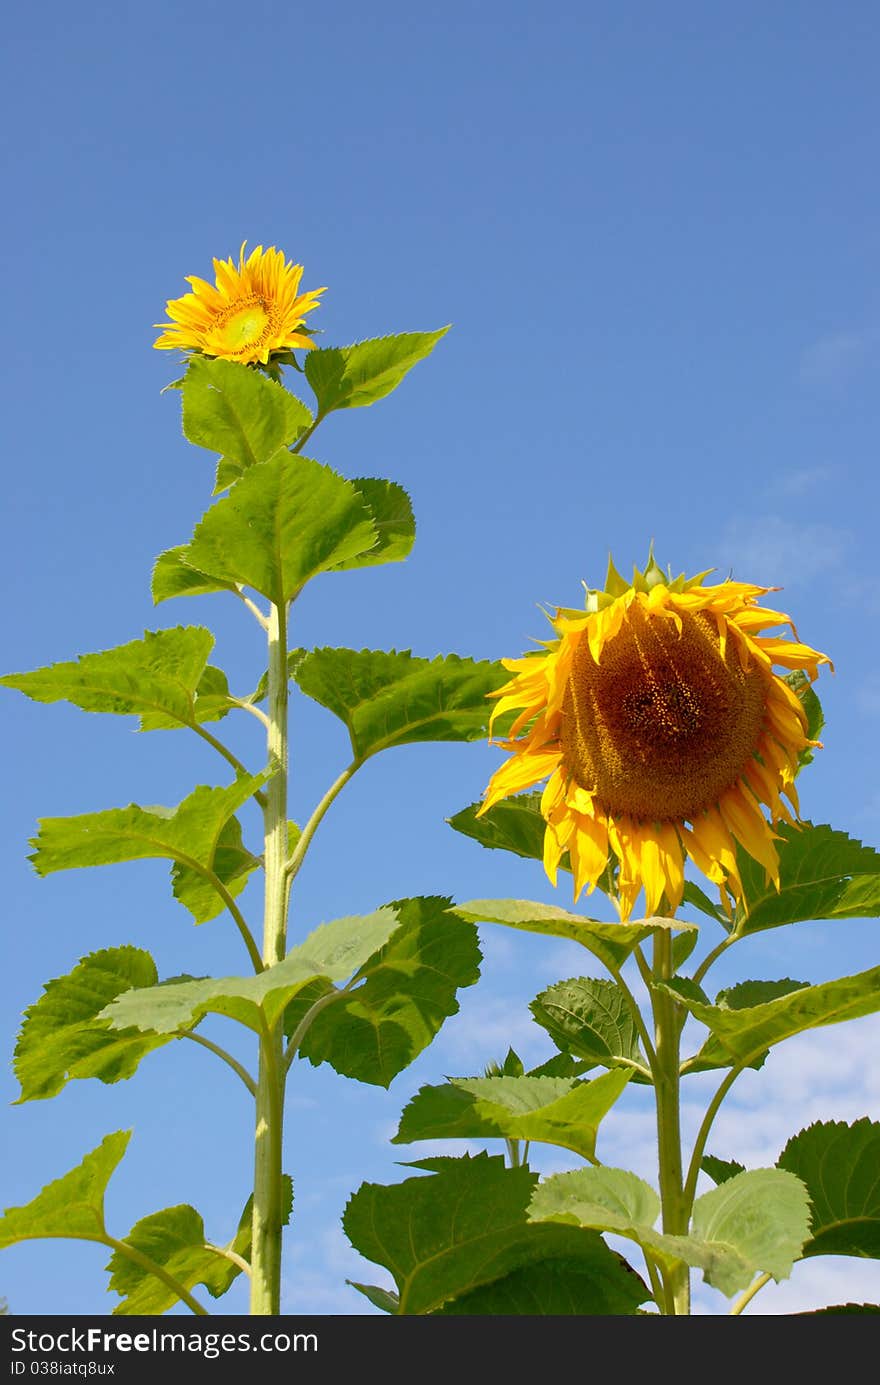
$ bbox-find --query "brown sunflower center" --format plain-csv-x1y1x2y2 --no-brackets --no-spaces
560,602,770,821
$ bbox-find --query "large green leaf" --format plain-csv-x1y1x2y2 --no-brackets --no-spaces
304,329,449,414
180,356,312,491
14,947,173,1102
529,1165,810,1297
100,905,404,1035
295,897,481,1086
735,824,880,934
171,452,378,605
107,1179,292,1315
0,627,231,730
530,977,647,1076
777,1119,880,1260
670,965,880,1069
452,899,696,973
30,771,269,903
689,1168,811,1294
433,1252,647,1315
171,815,261,924
393,1069,630,1161
334,479,415,568
343,1153,650,1315
291,648,507,763
0,1133,130,1247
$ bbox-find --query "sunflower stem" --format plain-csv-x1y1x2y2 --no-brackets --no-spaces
249,599,289,1316
650,929,691,1315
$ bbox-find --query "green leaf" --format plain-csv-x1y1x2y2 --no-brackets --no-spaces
736,823,880,934
777,1119,880,1259
107,1178,292,1315
530,1165,810,1297
30,771,270,899
795,1303,880,1314
173,452,378,604
784,670,824,771
0,1132,130,1247
291,648,507,763
343,1152,650,1315
530,977,647,1076
171,815,261,924
689,1168,811,1295
452,899,696,973
296,897,482,1086
333,479,415,569
701,1155,746,1186
100,905,404,1035
0,627,230,731
681,880,727,925
434,1252,647,1315
14,947,173,1102
180,356,312,491
447,793,551,867
672,965,880,1069
151,547,238,606
305,328,449,414
393,1069,630,1161
347,1282,400,1314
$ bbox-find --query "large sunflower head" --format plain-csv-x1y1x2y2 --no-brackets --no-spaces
153,242,326,365
480,552,832,921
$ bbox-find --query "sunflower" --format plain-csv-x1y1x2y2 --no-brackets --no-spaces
479,553,832,921
153,243,326,364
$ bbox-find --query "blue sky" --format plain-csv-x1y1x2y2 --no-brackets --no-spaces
2,1,879,1315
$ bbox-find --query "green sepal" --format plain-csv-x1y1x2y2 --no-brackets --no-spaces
14,947,173,1102
304,328,449,414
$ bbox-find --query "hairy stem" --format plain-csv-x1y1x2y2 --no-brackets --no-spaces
651,930,690,1315
250,599,290,1316
284,761,359,900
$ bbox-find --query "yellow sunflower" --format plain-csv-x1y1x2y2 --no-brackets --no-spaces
153,243,326,364
480,553,832,921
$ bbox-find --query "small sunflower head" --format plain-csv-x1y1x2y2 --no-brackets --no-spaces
153,242,326,367
480,551,832,921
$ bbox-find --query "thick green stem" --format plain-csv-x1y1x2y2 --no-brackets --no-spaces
250,600,290,1316
651,930,690,1316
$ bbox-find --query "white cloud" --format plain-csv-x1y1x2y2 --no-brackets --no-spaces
771,464,836,498
718,514,851,586
800,329,878,386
